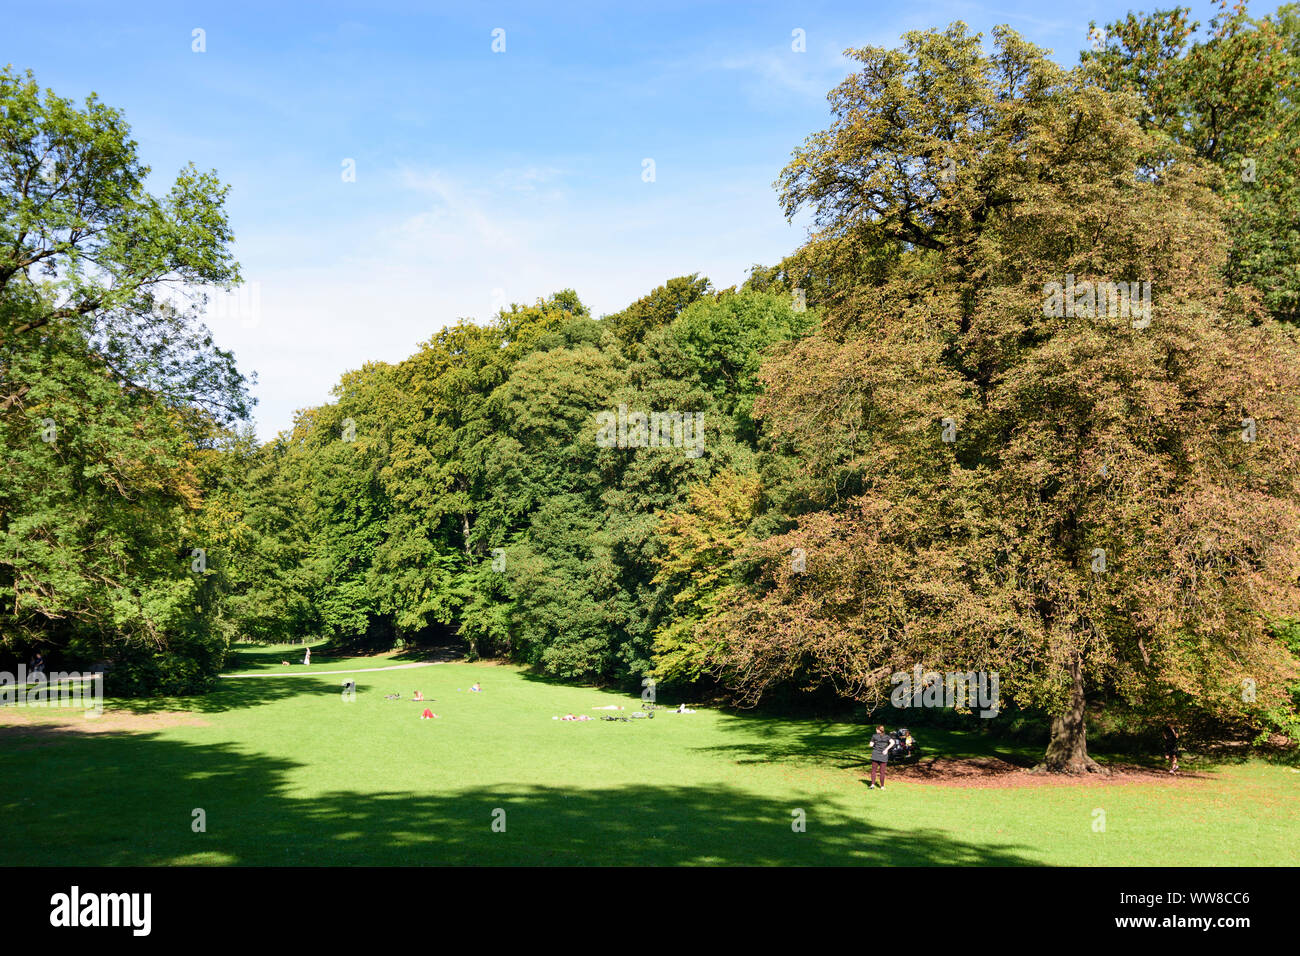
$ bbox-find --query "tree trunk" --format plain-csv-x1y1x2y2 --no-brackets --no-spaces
1034,653,1108,774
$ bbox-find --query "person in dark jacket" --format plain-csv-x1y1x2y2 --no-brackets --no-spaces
869,724,896,790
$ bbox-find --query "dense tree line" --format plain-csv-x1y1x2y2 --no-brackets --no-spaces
198,283,815,683
4,4,1299,769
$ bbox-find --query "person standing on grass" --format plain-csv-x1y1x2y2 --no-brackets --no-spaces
1163,723,1180,774
303,645,311,667
869,724,895,790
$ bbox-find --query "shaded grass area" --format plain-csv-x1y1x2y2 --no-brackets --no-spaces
222,640,449,675
1,663,1296,866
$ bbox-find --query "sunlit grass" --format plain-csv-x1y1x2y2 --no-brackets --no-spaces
2,662,1296,866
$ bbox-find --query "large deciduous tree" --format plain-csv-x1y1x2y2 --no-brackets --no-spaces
1,67,250,690
709,22,1300,771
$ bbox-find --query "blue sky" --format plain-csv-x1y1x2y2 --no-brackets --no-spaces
7,0,1227,438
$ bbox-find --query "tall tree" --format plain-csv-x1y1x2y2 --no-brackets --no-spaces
1,68,250,690
713,22,1300,771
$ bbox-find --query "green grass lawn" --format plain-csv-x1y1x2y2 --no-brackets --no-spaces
2,661,1296,865
221,640,442,674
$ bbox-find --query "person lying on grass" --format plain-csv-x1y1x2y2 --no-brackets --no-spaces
469,683,482,692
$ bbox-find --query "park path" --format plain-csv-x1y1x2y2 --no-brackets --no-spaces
219,661,444,679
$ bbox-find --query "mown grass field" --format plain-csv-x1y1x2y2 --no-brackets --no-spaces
2,647,1296,866
220,640,444,673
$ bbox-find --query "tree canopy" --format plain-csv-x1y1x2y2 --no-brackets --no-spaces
4,10,1299,769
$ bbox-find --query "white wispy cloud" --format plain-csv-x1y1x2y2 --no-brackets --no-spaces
216,161,804,439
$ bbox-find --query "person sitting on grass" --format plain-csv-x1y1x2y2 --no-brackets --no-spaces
420,708,437,719
412,690,425,701
469,683,482,693
676,703,696,714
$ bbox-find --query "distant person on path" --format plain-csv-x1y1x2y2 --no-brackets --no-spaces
1163,724,1180,774
869,724,895,790
303,646,311,667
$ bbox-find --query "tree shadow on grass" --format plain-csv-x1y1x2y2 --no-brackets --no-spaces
104,676,342,716
225,643,458,673
106,668,441,716
513,666,628,694
698,712,1046,772
0,730,1039,866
